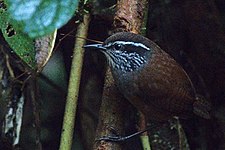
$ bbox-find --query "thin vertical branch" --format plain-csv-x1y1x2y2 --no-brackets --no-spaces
59,14,90,150
139,113,151,150
137,2,151,149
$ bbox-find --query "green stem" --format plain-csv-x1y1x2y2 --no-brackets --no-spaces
140,135,151,150
59,14,90,150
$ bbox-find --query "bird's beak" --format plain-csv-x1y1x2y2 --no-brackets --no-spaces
83,44,106,51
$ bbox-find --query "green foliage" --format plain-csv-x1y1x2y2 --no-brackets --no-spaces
5,0,79,38
0,0,77,69
0,1,36,69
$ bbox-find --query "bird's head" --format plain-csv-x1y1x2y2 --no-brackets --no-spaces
84,32,153,73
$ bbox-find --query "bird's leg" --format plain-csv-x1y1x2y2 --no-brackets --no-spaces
96,127,150,142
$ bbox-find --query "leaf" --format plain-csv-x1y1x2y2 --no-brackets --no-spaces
5,0,79,38
0,1,36,69
35,30,57,72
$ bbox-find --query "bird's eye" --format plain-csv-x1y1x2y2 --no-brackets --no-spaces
114,43,122,50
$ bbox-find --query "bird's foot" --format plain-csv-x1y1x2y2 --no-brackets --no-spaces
96,128,150,142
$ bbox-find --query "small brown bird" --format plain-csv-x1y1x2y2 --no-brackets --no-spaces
84,32,211,121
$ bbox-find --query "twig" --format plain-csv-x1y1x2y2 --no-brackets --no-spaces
29,74,42,150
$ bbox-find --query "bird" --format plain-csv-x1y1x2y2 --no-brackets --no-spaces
84,32,211,121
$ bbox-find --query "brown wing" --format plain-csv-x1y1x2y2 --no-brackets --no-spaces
138,48,195,119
